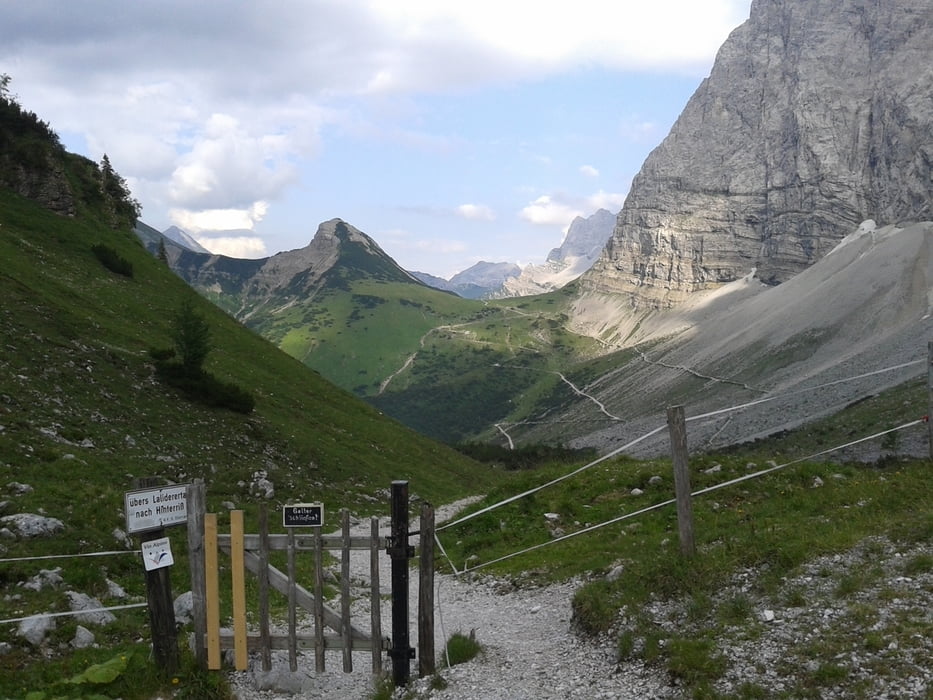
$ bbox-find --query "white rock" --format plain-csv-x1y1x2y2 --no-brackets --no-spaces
66,592,116,626
106,579,127,599
21,567,64,592
0,513,64,538
174,591,194,625
18,614,54,646
73,625,95,649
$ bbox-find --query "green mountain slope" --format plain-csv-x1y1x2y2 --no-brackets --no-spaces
159,218,608,443
0,186,494,513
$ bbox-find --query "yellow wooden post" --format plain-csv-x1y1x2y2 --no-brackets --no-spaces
204,513,221,670
231,510,248,671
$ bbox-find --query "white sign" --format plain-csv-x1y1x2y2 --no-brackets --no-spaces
141,537,174,571
124,484,189,534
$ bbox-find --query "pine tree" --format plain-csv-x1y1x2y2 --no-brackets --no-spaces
170,299,212,376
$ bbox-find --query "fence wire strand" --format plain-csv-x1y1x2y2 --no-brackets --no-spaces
0,602,149,626
0,550,140,564
441,356,925,534
445,417,926,576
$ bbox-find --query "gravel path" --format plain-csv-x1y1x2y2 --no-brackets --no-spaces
225,500,932,699
226,498,670,699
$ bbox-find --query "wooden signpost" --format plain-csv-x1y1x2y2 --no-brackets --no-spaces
126,478,189,674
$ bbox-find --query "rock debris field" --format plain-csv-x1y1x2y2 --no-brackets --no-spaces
228,500,932,700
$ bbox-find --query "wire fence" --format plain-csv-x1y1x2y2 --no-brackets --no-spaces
439,356,926,534
0,549,145,626
433,350,930,576
436,417,926,576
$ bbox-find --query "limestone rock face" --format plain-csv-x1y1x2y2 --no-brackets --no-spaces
584,0,933,307
1,156,76,217
494,209,616,298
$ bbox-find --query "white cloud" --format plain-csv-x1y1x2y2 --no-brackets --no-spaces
579,165,599,178
521,190,627,228
520,195,582,228
455,204,496,221
169,201,269,233
585,190,626,213
168,114,298,209
196,235,268,259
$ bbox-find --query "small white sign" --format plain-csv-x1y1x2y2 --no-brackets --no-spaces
141,537,174,571
124,484,189,534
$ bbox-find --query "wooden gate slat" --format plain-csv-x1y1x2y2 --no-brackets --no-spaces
370,515,382,674
340,509,352,672
217,543,371,639
230,510,248,671
204,513,221,670
313,527,325,672
287,528,298,672
258,507,272,672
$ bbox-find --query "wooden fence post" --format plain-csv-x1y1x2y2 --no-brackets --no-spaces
185,480,207,668
418,503,436,678
927,341,932,459
134,477,179,674
667,405,696,556
389,481,413,687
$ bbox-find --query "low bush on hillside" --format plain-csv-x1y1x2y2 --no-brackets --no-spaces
91,243,134,278
150,348,255,414
453,442,597,470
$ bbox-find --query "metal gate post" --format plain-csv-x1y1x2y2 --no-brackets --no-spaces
389,480,415,686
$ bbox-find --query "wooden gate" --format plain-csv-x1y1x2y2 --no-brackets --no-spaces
186,484,388,674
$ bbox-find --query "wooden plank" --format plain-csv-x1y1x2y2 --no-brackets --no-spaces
219,533,388,551
230,510,248,671
186,481,207,668
217,542,371,639
370,515,382,674
313,526,325,672
258,506,271,672
667,405,696,556
287,528,297,672
217,631,383,652
204,513,221,670
418,503,436,678
340,509,352,672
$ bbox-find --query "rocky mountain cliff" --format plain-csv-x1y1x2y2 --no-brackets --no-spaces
583,0,933,308
495,208,615,298
165,218,425,318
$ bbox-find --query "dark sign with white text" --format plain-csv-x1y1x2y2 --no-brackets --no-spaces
282,503,323,527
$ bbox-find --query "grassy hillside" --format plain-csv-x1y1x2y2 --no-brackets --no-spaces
0,185,500,697
0,188,493,506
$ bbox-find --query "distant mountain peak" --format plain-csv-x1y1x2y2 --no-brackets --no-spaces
161,225,212,254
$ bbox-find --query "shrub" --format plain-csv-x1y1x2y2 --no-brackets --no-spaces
154,362,255,414
91,243,133,278
441,630,482,667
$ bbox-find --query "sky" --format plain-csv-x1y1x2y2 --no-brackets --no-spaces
0,0,752,279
